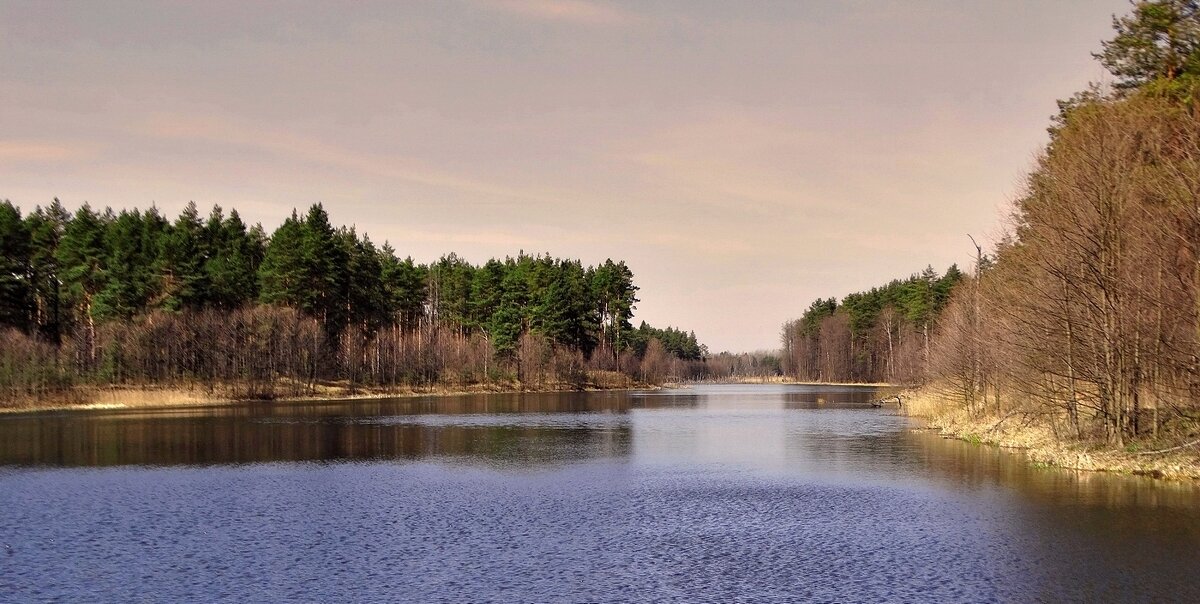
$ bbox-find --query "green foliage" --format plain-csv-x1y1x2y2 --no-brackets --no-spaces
0,200,33,330
159,201,210,310
782,265,963,383
796,266,962,341
630,322,706,360
23,200,69,342
429,253,475,329
204,209,263,309
1,200,700,375
56,204,108,325
533,259,598,353
800,298,837,335
380,247,426,330
94,209,157,320
1053,2,1200,139
591,259,639,351
488,267,531,359
1097,0,1200,92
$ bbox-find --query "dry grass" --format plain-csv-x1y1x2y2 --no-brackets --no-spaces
904,387,1200,481
786,380,901,387
0,385,231,413
0,370,649,414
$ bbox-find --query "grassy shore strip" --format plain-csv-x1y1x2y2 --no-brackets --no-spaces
904,389,1200,481
0,377,660,415
689,376,900,387
785,380,900,387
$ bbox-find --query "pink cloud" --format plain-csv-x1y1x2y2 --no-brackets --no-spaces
476,0,637,25
0,140,97,162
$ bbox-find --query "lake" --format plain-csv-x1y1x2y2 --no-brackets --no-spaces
1,384,1198,602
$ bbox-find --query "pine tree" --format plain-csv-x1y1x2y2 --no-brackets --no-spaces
0,200,33,331
300,204,348,328
591,259,638,356
206,209,261,308
428,253,474,329
1098,0,1200,91
340,229,387,330
57,203,108,361
258,210,306,308
380,246,427,330
489,268,530,358
160,201,210,310
534,260,597,352
95,209,155,320
469,259,506,332
25,200,69,342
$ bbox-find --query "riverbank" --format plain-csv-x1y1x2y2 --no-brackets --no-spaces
0,371,654,414
904,388,1200,480
690,376,900,387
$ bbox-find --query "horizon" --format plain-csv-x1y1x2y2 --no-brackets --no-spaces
1,0,1128,351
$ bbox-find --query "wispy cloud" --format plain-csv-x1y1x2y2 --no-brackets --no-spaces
141,113,590,207
475,0,638,25
0,140,97,162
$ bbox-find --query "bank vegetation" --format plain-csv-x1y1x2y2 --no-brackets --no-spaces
783,1,1200,477
0,201,710,409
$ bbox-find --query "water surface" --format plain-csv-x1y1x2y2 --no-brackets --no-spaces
1,384,1197,602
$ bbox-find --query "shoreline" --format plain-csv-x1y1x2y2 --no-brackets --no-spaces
689,377,901,387
0,379,899,416
903,389,1200,481
0,380,665,416
10,380,1196,480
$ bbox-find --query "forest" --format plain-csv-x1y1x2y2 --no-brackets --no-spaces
0,201,706,403
784,0,1200,451
780,267,962,384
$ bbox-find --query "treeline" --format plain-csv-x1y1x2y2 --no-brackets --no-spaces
700,352,783,381
780,267,962,384
0,201,706,402
922,0,1200,447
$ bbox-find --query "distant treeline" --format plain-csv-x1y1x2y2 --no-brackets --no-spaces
780,267,962,384
700,351,783,381
0,201,706,402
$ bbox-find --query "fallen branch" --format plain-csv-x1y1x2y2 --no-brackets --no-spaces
985,409,1023,434
1135,437,1200,456
870,394,903,407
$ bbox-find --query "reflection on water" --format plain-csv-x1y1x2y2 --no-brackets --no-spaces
0,391,638,467
2,383,1196,507
1,384,1198,602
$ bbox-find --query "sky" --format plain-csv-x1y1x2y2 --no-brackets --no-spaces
0,0,1130,351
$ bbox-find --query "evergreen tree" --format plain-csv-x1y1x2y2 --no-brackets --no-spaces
0,200,33,330
160,201,210,310
1,199,690,391
534,259,597,352
1098,0,1200,91
95,209,155,320
339,229,387,330
258,210,307,309
489,267,530,358
591,259,638,355
379,245,427,329
428,253,474,329
205,209,262,308
56,203,108,358
469,258,506,332
24,200,69,342
301,204,348,327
